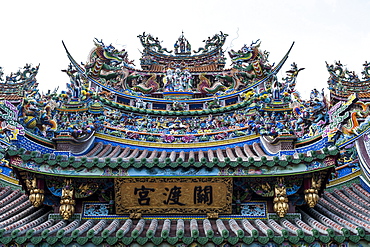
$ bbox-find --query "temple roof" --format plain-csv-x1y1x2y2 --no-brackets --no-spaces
327,61,370,102
6,143,338,176
138,31,228,72
0,183,368,245
0,64,39,102
1,32,370,246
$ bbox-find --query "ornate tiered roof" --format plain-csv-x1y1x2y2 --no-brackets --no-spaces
1,31,370,245
0,64,39,103
138,31,228,72
327,61,370,102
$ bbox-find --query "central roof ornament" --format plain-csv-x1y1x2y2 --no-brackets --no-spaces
174,31,191,55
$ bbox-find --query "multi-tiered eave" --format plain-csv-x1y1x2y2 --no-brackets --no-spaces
327,61,370,103
0,64,39,104
6,133,338,178
5,32,369,246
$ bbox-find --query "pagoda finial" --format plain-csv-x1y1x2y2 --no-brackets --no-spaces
174,31,191,55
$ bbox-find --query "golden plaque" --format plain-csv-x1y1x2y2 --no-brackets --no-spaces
115,177,232,214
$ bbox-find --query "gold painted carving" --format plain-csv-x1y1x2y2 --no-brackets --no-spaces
59,179,75,220
207,212,219,219
130,212,142,219
273,178,289,217
304,173,322,208
25,174,44,207
115,177,232,214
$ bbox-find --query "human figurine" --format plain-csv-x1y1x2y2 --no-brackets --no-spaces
174,40,179,53
164,69,174,91
271,76,280,100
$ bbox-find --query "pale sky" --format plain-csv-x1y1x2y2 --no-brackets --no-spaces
0,0,369,99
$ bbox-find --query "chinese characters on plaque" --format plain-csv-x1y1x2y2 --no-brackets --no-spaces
115,177,232,214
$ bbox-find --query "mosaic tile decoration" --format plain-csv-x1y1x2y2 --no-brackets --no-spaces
240,201,267,218
15,135,55,154
83,202,112,217
82,201,302,220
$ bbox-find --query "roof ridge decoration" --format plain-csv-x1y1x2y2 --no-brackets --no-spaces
0,64,40,103
62,36,294,99
174,31,191,55
138,31,228,56
193,31,228,54
0,100,25,144
138,32,173,54
327,60,370,98
51,38,335,148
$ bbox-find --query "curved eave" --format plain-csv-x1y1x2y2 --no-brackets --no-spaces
7,143,338,178
62,41,87,76
331,90,370,102
24,131,55,149
0,173,19,186
94,132,260,150
295,134,322,147
10,163,334,179
337,123,370,148
0,139,11,146
328,170,361,187
356,134,370,183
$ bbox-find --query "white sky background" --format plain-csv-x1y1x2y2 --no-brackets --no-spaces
0,0,369,99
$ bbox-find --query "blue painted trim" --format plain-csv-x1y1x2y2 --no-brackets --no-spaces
92,137,261,153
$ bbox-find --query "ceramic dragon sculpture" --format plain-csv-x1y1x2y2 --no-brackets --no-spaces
193,31,228,54
133,74,159,94
18,98,57,136
85,38,128,80
138,32,172,54
228,40,272,79
362,61,370,79
197,73,226,94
